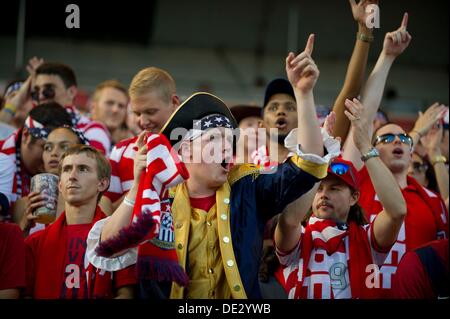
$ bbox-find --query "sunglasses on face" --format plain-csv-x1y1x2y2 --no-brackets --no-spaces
412,161,428,173
31,85,55,102
373,133,413,147
330,162,357,187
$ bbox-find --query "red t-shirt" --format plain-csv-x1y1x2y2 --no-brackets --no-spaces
391,239,449,298
60,224,90,299
0,223,26,290
25,223,136,299
358,166,449,295
190,195,216,212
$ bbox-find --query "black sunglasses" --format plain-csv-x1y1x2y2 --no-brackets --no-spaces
373,133,413,147
412,161,428,173
31,85,55,102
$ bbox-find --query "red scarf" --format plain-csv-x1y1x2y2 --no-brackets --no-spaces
294,217,377,299
96,133,190,287
33,207,106,298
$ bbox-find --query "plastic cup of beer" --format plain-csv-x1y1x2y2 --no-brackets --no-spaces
30,173,59,224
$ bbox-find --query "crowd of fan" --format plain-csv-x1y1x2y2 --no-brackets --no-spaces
0,0,448,300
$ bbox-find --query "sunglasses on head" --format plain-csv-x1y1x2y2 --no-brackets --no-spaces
31,85,55,102
330,162,357,187
373,133,413,147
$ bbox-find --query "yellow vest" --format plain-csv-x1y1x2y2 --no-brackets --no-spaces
169,182,247,299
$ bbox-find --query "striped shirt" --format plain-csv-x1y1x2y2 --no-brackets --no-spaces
0,131,30,213
65,106,111,156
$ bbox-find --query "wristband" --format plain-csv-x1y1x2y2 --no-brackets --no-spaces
123,196,135,207
3,102,17,115
431,155,447,166
357,32,374,43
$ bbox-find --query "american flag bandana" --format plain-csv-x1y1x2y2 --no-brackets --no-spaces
96,133,190,287
183,114,233,141
24,116,51,140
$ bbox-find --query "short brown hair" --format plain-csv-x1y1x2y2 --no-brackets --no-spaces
129,67,176,103
59,145,111,183
92,79,129,103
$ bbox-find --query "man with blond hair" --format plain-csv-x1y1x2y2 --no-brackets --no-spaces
101,67,180,214
91,80,133,147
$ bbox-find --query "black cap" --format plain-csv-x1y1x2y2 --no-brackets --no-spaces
263,78,295,112
160,92,238,146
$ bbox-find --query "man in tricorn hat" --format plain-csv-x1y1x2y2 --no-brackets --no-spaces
86,35,337,299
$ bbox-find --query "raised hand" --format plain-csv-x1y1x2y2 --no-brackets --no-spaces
412,103,447,138
26,56,44,78
133,131,148,184
383,13,412,58
286,34,319,94
349,0,379,27
423,122,444,158
344,98,371,154
6,76,33,111
323,111,336,136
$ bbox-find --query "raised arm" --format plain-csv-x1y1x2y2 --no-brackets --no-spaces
286,34,323,156
332,0,377,142
0,77,32,125
0,57,43,126
274,112,338,253
343,13,412,169
101,132,147,243
345,98,406,249
424,119,449,201
409,102,448,151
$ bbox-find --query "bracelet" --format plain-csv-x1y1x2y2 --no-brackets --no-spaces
3,102,17,115
431,155,447,166
123,196,135,207
357,32,374,43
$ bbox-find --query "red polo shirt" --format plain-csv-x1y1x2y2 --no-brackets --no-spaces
358,166,449,296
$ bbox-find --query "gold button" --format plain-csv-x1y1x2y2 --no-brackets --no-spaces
220,214,227,221
223,236,230,243
224,198,230,204
233,285,241,292
177,243,183,250
206,221,212,226
208,268,214,274
175,223,183,229
227,260,234,267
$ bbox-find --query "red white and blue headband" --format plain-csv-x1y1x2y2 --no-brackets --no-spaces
24,116,51,140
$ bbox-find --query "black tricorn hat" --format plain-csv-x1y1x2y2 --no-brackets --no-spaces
160,92,238,146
